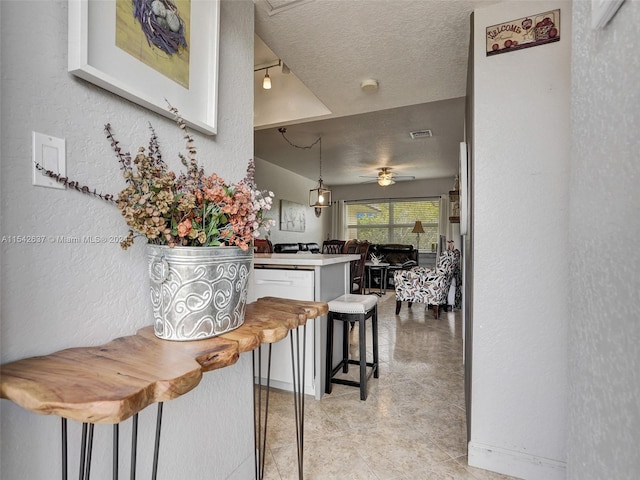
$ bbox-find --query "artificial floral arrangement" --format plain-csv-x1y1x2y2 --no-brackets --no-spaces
36,105,274,251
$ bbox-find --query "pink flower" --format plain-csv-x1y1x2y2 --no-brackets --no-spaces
177,219,192,238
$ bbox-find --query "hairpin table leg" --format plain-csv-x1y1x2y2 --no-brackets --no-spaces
57,406,157,480
113,424,119,480
151,403,163,480
61,418,68,480
253,344,273,480
78,422,95,480
289,325,307,480
130,413,138,480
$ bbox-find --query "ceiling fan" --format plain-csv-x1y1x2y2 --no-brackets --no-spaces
360,167,416,187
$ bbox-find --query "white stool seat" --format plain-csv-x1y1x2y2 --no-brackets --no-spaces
328,294,378,314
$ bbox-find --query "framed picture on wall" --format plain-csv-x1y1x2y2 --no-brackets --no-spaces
486,9,560,56
280,200,306,232
68,0,220,134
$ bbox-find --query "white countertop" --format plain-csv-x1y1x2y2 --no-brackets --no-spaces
254,253,359,267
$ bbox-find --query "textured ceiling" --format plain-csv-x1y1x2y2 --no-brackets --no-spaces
253,0,502,186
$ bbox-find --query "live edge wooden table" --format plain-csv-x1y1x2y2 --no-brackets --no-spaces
0,297,328,480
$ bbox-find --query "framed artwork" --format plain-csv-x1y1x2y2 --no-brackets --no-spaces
280,200,306,233
68,0,220,135
486,9,560,56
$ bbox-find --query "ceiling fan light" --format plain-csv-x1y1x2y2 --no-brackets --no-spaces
377,169,395,186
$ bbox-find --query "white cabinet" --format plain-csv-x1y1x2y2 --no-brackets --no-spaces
252,268,316,396
249,253,357,399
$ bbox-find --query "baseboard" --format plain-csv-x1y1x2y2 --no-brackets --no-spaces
255,376,317,397
468,442,566,480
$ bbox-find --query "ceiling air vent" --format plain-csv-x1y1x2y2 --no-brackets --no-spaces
409,129,432,139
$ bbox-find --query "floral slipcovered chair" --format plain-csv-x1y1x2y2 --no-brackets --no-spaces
394,249,460,319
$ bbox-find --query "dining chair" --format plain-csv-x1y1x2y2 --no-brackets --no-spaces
344,240,370,295
254,238,273,253
322,239,346,254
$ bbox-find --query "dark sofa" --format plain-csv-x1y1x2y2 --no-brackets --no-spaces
368,243,418,289
273,242,321,254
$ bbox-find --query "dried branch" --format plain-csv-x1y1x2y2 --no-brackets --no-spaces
104,123,133,183
33,163,116,204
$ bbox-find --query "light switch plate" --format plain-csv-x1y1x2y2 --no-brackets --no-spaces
32,132,66,190
591,0,625,29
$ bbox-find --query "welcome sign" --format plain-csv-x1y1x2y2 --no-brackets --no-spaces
486,9,560,56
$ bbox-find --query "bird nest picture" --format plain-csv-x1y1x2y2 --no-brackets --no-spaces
115,0,191,88
133,0,188,56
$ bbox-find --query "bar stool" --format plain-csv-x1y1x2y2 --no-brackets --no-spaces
325,294,379,400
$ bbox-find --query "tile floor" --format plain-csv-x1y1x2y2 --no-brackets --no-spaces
259,293,519,480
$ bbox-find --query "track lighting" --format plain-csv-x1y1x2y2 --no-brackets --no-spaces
254,59,282,90
263,69,271,89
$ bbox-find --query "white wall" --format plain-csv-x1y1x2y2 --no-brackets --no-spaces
0,1,256,479
330,177,457,245
254,157,330,245
469,2,571,479
330,177,454,202
253,160,456,246
568,1,640,479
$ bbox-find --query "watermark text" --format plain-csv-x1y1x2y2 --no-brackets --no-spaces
1,235,127,245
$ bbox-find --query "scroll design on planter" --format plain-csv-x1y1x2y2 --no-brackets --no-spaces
147,245,252,341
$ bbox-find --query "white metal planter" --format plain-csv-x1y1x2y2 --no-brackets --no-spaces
147,245,252,341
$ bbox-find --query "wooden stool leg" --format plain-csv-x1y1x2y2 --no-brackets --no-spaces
372,306,379,379
325,313,334,394
341,320,349,373
358,315,367,400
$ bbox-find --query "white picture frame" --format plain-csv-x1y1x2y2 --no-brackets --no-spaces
68,0,219,135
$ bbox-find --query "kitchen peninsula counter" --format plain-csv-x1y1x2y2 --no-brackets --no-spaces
250,253,358,398
253,252,359,267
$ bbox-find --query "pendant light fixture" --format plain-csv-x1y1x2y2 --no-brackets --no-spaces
278,128,332,217
308,138,332,217
254,59,285,90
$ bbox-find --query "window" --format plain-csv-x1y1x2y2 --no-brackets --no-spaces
345,198,440,250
